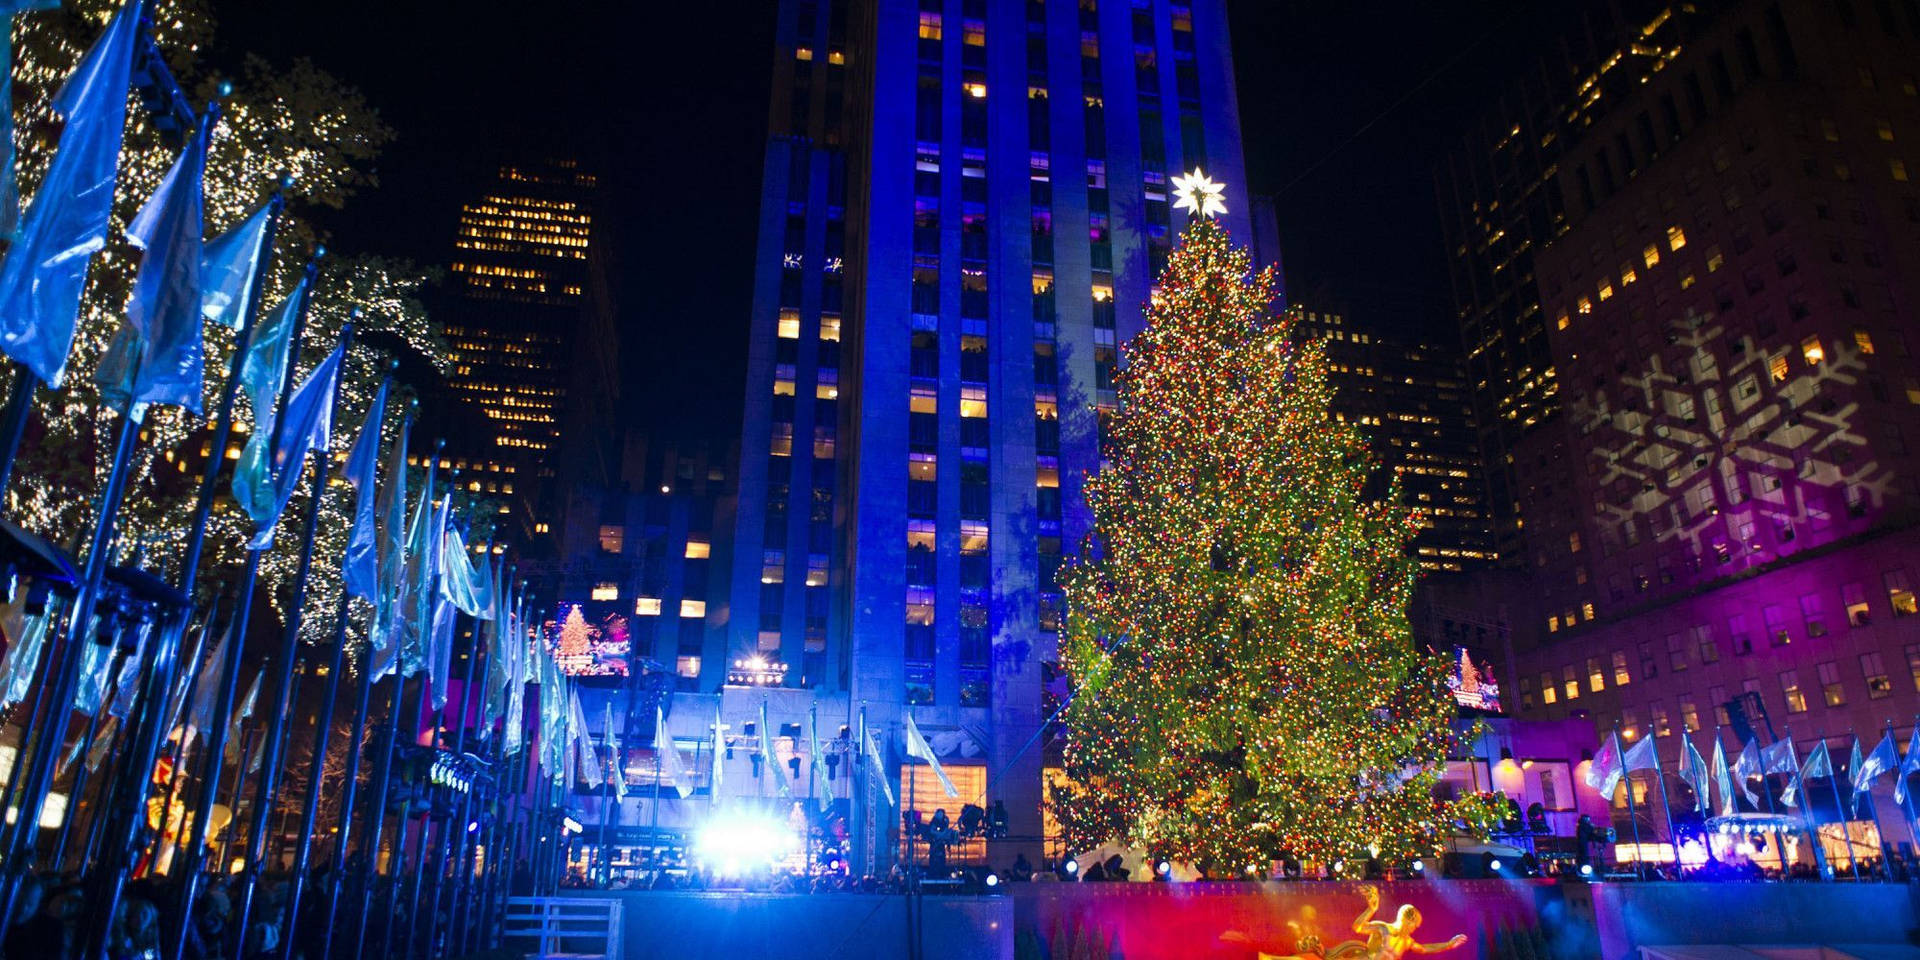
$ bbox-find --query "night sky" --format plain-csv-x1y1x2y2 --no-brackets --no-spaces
211,0,1562,445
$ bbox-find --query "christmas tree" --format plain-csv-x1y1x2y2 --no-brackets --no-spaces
555,605,594,671
1053,175,1498,872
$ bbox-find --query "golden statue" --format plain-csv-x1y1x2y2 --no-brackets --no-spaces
1221,885,1467,959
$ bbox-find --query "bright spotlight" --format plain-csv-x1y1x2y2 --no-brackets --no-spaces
1579,863,1594,877
985,873,1000,887
1411,859,1425,873
1245,864,1259,876
467,821,479,834
1488,859,1503,873
1155,860,1172,877
694,810,798,876
1331,859,1344,874
1064,858,1079,875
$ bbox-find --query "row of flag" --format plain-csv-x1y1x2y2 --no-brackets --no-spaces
1586,726,1920,815
555,694,952,814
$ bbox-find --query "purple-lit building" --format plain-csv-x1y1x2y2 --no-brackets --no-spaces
1472,0,1920,866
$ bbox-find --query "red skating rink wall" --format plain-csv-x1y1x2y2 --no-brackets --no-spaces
1010,880,1558,959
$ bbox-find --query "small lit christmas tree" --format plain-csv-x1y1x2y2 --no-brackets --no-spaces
1054,173,1498,872
555,606,594,671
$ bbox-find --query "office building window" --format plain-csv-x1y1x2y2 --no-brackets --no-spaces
1780,670,1807,713
1862,653,1891,699
1818,661,1845,707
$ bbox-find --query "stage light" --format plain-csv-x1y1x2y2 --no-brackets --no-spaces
1063,858,1079,875
1579,863,1593,877
1488,859,1503,872
695,810,798,876
562,817,584,835
985,873,1000,887
1155,860,1172,877
468,821,479,834
1411,859,1425,874
1331,859,1344,874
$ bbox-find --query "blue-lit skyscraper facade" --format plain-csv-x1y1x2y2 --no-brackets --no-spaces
723,0,1251,858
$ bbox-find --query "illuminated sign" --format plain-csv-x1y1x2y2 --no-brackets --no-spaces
1448,647,1502,713
546,602,631,676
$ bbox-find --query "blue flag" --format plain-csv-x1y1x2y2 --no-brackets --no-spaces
391,455,436,679
0,1,139,385
230,277,309,534
341,379,389,600
0,1,61,240
239,341,342,549
96,108,212,416
200,201,272,328
368,412,412,678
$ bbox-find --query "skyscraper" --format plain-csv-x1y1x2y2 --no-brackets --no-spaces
718,0,1252,862
1460,0,1920,853
1293,304,1494,573
1435,2,1690,564
439,158,619,545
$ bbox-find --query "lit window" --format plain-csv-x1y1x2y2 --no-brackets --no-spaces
591,582,619,601
795,46,813,61
1801,335,1825,366
1568,531,1582,553
819,315,842,341
1562,666,1580,701
1879,119,1896,141
1705,246,1724,272
598,524,625,554
1855,328,1876,354
1844,582,1871,626
1597,280,1613,301
676,655,701,678
1885,569,1917,616
1780,670,1807,713
1666,225,1687,251
1547,616,1559,633
1651,703,1672,737
1619,264,1637,285
1556,311,1570,330
1587,656,1605,692
1540,671,1558,704
680,599,707,618
1894,159,1911,182
778,309,801,339
636,597,662,616
1612,651,1631,685
1577,297,1592,315
1818,661,1846,706
965,82,987,99
1768,353,1789,382
1862,652,1891,699
918,11,941,40
685,539,711,560
1643,244,1661,268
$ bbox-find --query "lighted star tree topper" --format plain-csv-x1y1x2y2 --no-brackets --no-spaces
1053,174,1501,872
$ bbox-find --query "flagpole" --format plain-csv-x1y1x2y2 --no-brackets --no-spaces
427,610,484,958
231,322,353,953
1756,732,1788,877
1870,723,1895,882
348,671,408,960
1901,718,1920,857
178,183,288,599
317,644,375,960
1614,729,1643,877
1650,744,1678,877
1822,731,1860,880
0,362,148,916
273,587,351,960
